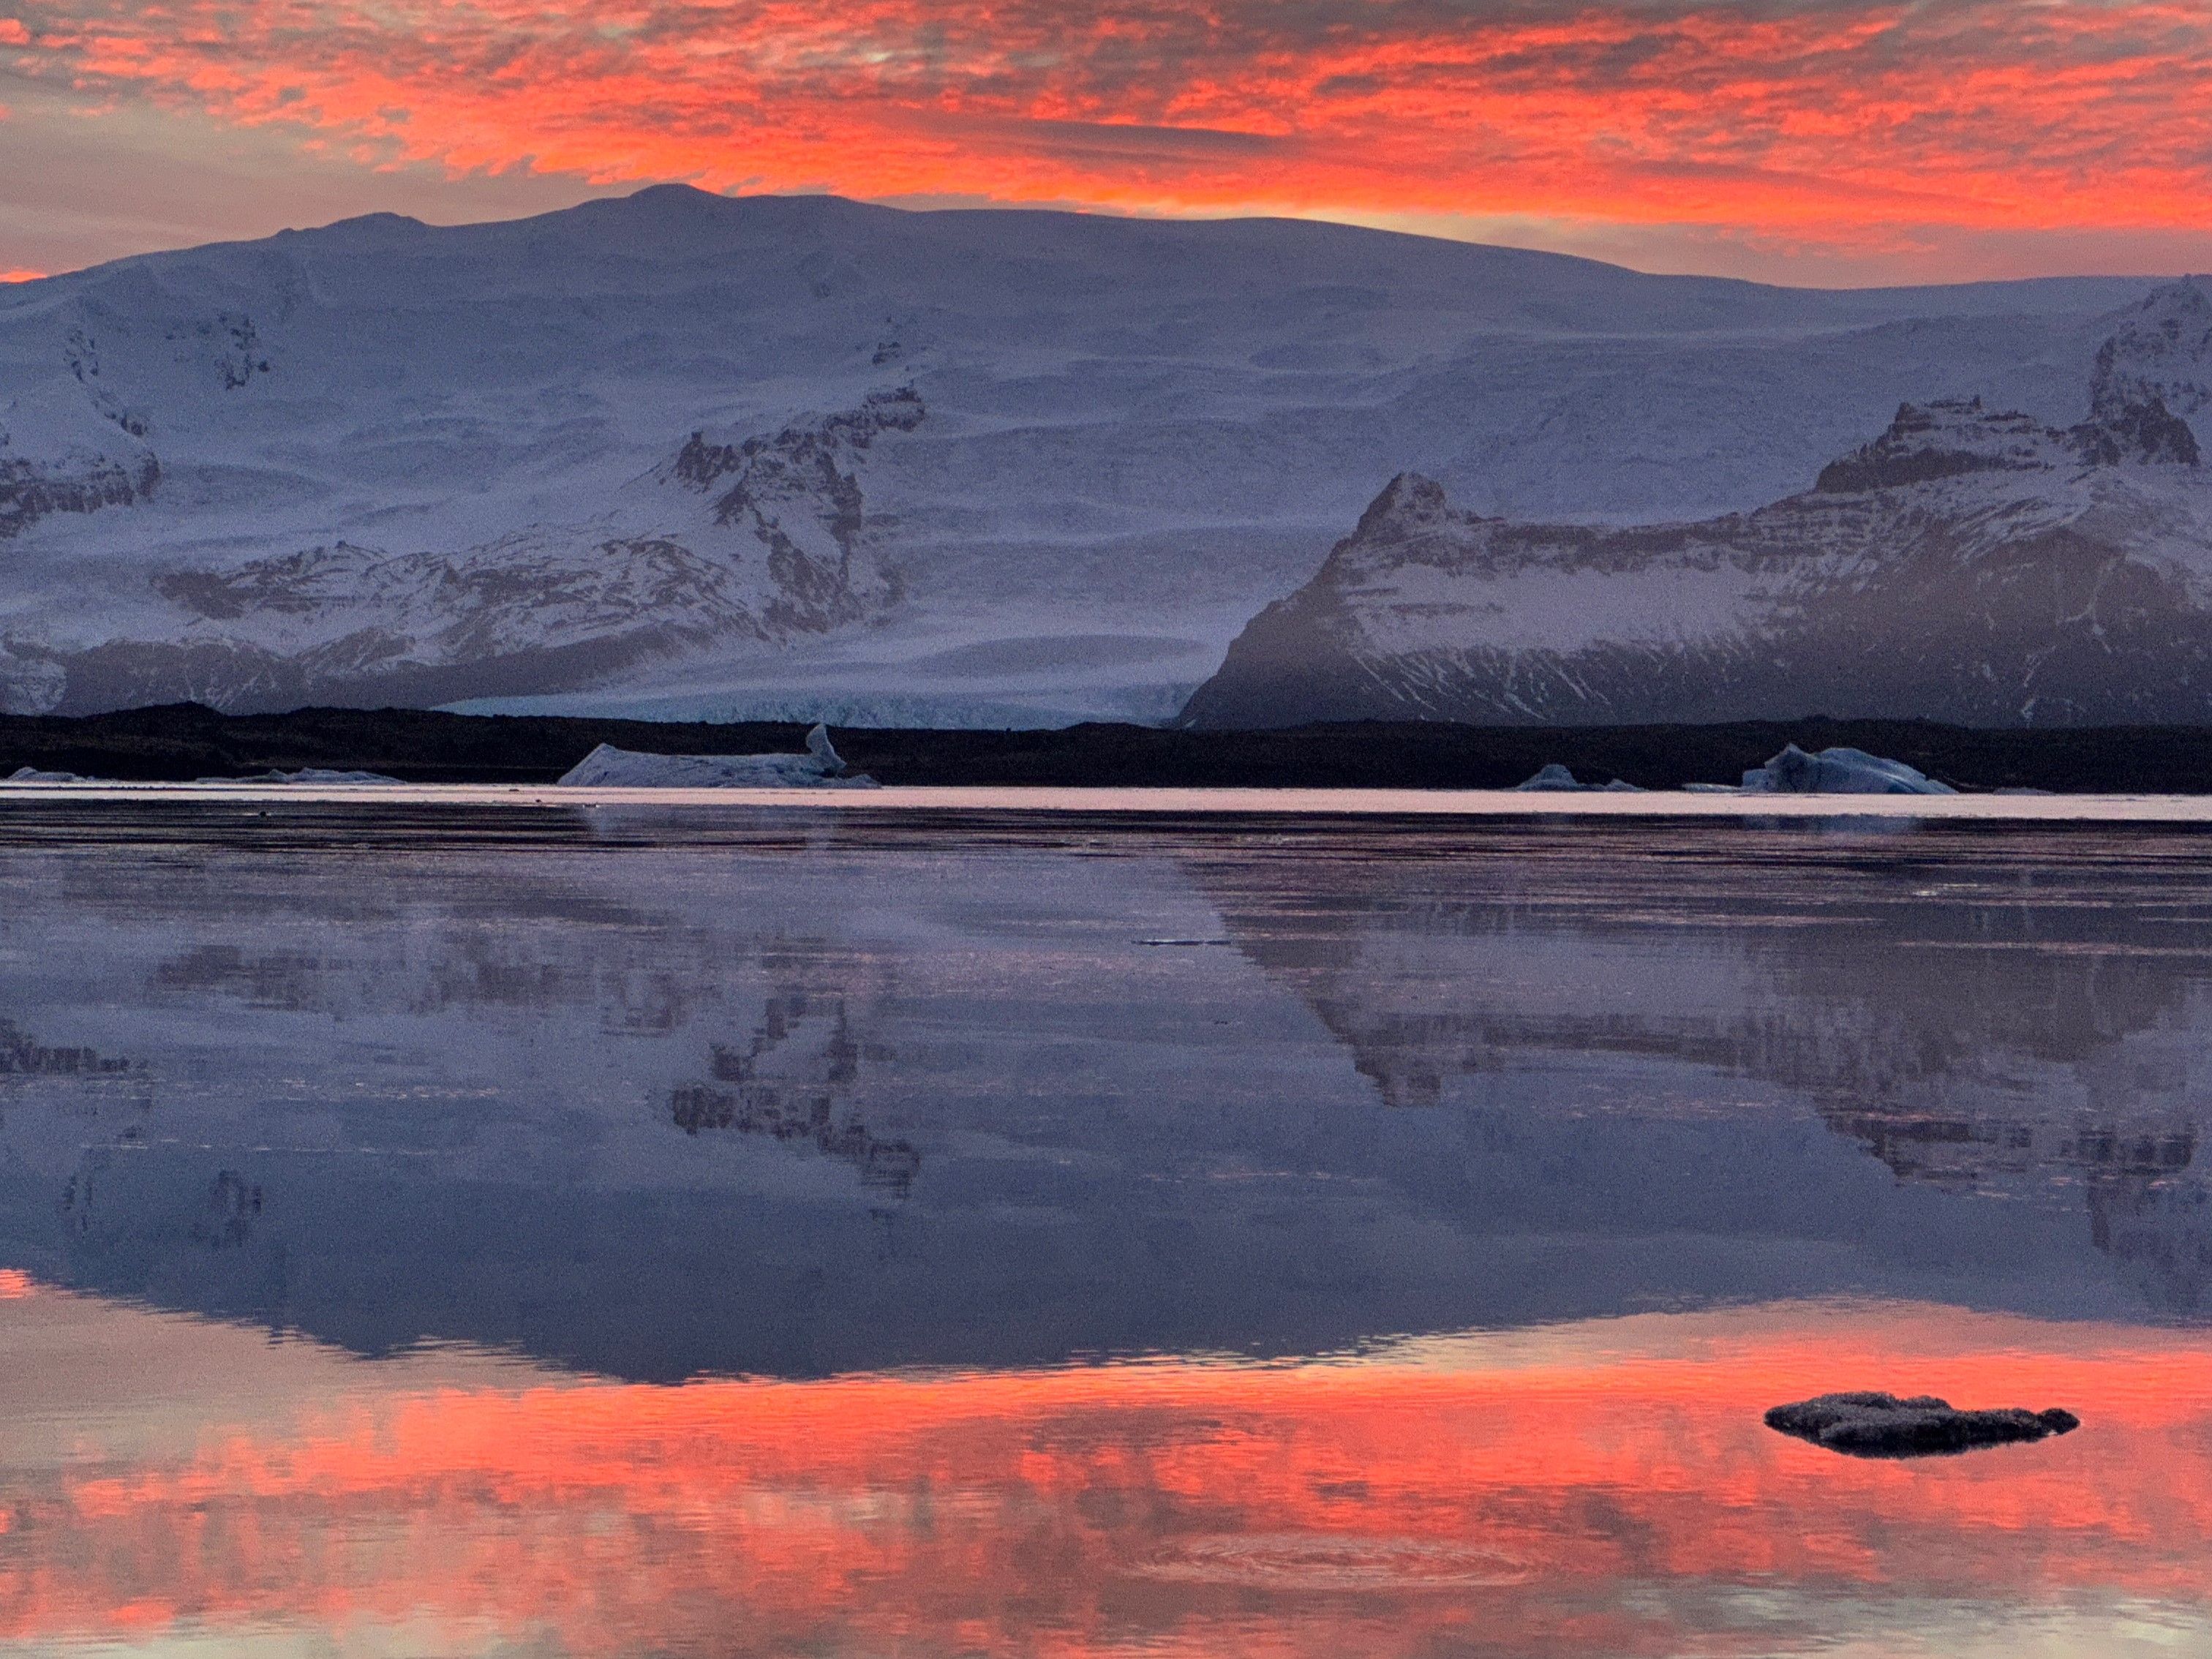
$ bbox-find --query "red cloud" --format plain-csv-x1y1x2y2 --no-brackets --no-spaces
10,0,2212,253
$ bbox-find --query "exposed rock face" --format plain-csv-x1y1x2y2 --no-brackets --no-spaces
2074,396,2202,467
1813,394,2199,491
0,451,159,541
9,397,911,714
1765,1393,2080,1458
663,388,921,634
1181,379,2212,729
2092,277,2212,437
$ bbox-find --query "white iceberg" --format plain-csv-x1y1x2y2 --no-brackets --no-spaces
1514,763,1585,791
234,768,408,786
1513,763,1642,792
4,766,93,783
557,724,878,789
1735,745,1956,796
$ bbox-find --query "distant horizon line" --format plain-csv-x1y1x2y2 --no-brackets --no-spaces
3,184,2203,298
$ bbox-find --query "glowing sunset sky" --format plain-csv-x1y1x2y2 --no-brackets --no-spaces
1,0,2211,284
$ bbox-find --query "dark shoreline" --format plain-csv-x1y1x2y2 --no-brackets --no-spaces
7,703,2212,792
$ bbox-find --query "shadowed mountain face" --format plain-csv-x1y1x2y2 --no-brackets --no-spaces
1,808,2208,1380
1181,281,2212,730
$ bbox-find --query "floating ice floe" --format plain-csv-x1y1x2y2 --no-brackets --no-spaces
1730,745,1956,796
557,723,878,788
1513,764,1642,792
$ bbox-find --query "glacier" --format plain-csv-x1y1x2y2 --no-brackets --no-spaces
0,185,2192,726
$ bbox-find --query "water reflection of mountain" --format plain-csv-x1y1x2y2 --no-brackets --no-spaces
671,965,920,1197
1,814,2208,1380
1184,821,2212,1316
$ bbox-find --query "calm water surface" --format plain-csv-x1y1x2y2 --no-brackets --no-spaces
2,802,2211,1656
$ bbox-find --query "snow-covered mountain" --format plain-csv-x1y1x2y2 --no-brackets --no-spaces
1182,280,2212,729
0,187,2181,724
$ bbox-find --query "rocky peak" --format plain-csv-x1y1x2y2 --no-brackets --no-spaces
2072,396,2200,467
2091,277,2212,427
1352,472,1456,538
1814,398,2072,493
1815,391,2197,494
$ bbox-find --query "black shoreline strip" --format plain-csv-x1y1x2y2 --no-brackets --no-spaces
7,703,2212,792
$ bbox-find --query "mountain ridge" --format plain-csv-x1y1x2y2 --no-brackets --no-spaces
0,188,2192,724
1181,288,2212,729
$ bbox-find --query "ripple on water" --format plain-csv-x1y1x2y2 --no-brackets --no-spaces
1133,1533,1532,1591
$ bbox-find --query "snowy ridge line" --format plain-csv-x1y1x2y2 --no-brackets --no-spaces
0,185,2194,725
4,783,2212,820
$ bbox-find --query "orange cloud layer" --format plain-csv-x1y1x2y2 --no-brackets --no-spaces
3,1301,2211,1655
7,0,2212,247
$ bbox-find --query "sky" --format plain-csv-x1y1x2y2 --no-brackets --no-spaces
1,0,2211,287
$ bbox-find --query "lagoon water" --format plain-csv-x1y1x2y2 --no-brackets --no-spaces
2,800,2211,1655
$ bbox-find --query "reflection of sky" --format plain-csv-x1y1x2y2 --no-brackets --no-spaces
4,816,2212,1650
4,0,2212,280
2,1284,2209,1657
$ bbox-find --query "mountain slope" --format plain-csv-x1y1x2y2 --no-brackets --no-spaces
0,188,2182,721
1181,296,2212,729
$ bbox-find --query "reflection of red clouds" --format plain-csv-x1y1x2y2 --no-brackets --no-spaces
10,1,2212,252
2,1307,2211,1655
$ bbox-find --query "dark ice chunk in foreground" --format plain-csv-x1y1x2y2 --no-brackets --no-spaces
1765,1392,2080,1458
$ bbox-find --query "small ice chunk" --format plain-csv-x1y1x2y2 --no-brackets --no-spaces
557,741,877,788
1736,745,1956,796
